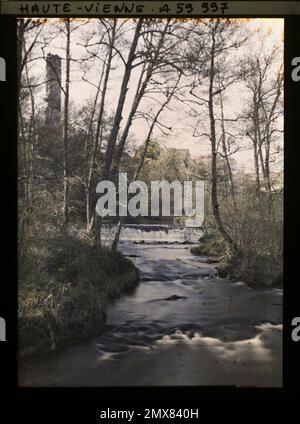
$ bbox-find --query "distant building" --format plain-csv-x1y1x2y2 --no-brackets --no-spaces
45,53,62,126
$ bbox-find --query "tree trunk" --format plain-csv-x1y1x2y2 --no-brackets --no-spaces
218,84,237,213
208,25,238,251
94,19,143,251
111,20,170,176
63,19,71,227
101,19,143,181
86,21,116,231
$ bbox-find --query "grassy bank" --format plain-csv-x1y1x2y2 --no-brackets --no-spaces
18,228,139,357
191,231,282,288
190,232,227,257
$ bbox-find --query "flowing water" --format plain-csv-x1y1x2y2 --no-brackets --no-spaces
19,225,283,387
101,223,203,244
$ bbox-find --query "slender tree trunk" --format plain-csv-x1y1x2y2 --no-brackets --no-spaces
218,84,237,213
111,20,170,176
84,70,104,227
253,142,261,197
208,25,237,251
94,19,143,251
24,61,36,224
251,97,262,198
101,19,143,181
63,19,71,227
17,21,26,98
86,21,116,231
110,21,172,251
112,73,181,250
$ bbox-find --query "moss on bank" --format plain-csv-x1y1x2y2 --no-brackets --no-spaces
190,232,227,257
18,229,139,357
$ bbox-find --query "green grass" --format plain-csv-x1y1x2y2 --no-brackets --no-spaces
190,232,227,257
190,231,282,287
217,249,282,287
18,228,139,356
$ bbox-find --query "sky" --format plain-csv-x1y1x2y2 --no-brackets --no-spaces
26,18,284,174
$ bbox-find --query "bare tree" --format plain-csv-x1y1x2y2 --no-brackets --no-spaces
17,19,46,242
85,19,118,232
111,72,182,250
183,19,245,250
242,46,283,197
62,19,71,226
91,19,185,249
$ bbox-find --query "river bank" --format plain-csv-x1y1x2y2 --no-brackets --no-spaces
19,238,282,387
190,231,283,288
18,229,139,357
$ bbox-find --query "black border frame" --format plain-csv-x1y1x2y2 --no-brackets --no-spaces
1,0,299,413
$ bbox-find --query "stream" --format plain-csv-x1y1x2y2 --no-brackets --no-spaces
19,225,283,387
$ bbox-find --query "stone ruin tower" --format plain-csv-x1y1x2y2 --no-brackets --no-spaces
45,53,62,126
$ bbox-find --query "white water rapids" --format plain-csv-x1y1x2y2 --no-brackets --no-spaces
101,223,203,244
